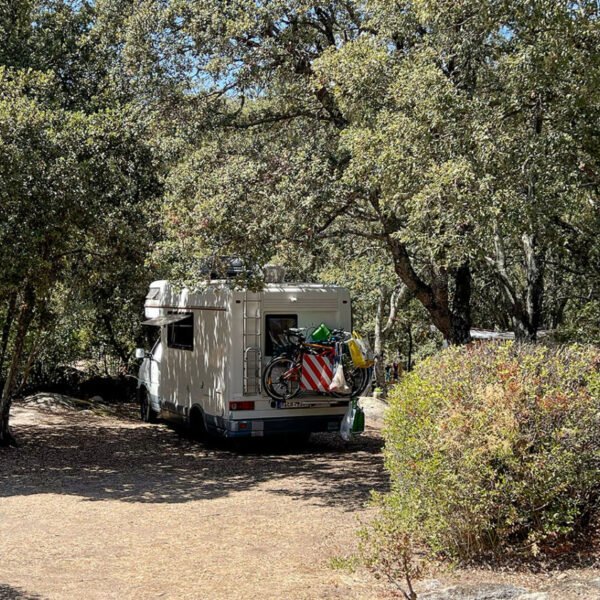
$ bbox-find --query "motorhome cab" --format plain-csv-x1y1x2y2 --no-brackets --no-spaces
135,277,354,439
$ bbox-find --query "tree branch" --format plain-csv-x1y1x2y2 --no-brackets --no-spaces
230,110,317,129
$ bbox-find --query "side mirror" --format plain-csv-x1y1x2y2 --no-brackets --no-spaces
135,348,146,360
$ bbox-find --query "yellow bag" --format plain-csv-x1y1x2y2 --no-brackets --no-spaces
348,331,374,368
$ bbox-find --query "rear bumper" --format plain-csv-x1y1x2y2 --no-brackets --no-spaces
207,414,345,438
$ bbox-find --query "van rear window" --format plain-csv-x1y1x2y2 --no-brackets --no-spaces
265,314,297,356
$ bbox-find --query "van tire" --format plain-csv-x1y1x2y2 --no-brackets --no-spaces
189,406,208,441
138,387,158,423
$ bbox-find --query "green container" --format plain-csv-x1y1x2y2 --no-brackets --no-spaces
351,401,365,434
311,323,331,342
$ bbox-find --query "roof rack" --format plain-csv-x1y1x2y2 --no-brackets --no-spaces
198,256,254,280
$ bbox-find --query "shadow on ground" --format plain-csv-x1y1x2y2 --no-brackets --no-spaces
0,584,43,600
0,411,388,509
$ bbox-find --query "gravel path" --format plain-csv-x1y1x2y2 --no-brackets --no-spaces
0,397,392,600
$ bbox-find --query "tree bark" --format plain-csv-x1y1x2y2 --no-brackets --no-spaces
373,285,408,388
374,285,408,388
101,312,129,367
521,232,544,341
0,286,35,446
509,93,545,341
488,224,544,342
385,234,472,345
450,263,472,344
0,291,17,376
406,326,413,372
14,323,43,398
374,292,386,388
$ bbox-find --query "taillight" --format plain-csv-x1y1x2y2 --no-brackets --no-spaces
229,401,255,411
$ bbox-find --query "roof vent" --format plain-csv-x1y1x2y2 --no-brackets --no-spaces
263,264,286,283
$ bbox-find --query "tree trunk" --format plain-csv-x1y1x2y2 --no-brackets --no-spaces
406,326,413,372
550,297,568,330
14,324,43,397
101,313,129,367
513,93,545,341
385,234,471,345
488,223,544,342
0,286,35,447
0,291,17,376
520,232,544,341
374,291,386,388
373,284,408,388
450,263,472,344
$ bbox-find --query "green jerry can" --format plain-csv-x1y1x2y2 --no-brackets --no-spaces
310,323,332,342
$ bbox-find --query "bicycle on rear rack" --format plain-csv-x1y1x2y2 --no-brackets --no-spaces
262,328,371,401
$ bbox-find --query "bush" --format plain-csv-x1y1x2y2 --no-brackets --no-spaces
373,342,600,563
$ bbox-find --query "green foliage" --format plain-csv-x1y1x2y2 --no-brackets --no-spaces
155,119,344,287
0,72,159,325
370,342,600,563
0,0,163,400
329,554,359,572
138,0,600,345
556,301,600,345
2,0,600,406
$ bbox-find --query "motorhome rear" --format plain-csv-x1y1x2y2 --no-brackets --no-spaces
136,280,354,438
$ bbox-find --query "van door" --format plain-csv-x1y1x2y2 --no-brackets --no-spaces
148,339,162,408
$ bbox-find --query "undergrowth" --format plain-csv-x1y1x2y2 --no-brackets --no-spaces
362,342,600,589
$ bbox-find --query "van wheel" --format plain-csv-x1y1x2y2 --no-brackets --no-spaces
138,388,158,423
189,407,208,441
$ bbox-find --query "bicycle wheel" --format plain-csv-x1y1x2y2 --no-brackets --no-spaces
350,366,372,396
262,356,301,401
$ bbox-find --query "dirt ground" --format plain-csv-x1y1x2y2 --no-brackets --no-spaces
0,396,393,600
2,396,599,600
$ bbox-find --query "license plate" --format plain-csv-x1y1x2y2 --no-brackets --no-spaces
284,401,325,408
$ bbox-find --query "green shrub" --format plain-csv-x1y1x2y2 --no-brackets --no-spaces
373,342,600,562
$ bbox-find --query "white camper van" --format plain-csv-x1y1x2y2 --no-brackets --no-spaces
135,278,358,439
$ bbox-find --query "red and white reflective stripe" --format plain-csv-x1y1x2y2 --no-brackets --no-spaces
300,355,333,392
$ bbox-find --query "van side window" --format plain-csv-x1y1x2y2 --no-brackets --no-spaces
265,314,297,356
167,314,194,350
